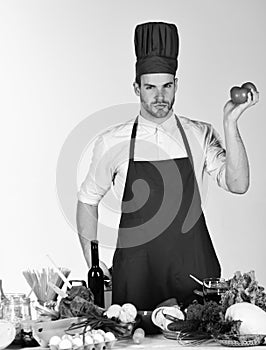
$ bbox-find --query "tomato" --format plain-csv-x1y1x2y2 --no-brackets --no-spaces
230,86,249,104
241,82,257,92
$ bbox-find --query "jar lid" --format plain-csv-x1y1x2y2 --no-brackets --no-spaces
4,294,27,303
5,293,26,298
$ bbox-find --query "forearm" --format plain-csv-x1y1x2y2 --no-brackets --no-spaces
223,119,249,194
76,200,98,268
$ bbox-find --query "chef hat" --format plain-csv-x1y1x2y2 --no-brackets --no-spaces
134,22,179,81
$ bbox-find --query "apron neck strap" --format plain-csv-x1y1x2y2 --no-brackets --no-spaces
174,115,195,170
129,117,138,160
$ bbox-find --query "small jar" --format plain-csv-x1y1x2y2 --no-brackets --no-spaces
2,293,31,337
203,278,228,304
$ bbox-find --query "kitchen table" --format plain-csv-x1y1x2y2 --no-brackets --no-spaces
7,334,266,350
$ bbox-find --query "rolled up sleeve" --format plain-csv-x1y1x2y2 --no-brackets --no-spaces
78,134,113,205
205,125,229,191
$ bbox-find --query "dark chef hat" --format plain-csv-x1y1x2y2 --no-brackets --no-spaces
134,22,179,81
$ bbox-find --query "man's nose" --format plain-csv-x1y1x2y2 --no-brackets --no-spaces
155,89,164,100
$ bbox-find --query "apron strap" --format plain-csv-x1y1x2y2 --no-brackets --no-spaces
174,115,195,173
129,117,138,160
175,115,202,209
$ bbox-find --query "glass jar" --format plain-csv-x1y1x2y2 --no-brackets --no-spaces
1,293,31,336
203,278,228,304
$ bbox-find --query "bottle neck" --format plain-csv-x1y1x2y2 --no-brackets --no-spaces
91,240,99,267
0,280,7,301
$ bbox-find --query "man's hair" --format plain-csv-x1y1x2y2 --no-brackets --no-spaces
135,75,141,86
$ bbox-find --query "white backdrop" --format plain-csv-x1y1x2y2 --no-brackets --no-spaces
0,0,265,294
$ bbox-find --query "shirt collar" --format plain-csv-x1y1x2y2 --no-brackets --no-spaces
138,111,177,133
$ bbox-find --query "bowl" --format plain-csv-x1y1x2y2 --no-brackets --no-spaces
0,320,16,350
32,317,87,347
213,334,266,347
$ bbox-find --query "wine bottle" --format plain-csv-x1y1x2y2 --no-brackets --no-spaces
88,240,104,307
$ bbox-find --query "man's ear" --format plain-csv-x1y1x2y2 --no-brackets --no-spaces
174,77,178,93
133,82,140,96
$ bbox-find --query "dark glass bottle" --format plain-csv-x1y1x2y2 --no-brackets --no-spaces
21,322,40,348
88,240,104,307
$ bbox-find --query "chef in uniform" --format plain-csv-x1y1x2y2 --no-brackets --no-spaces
77,22,259,309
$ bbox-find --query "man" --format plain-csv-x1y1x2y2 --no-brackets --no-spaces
77,22,259,309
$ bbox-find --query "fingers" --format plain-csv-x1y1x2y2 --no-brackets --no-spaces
233,96,252,115
239,90,259,110
249,89,259,105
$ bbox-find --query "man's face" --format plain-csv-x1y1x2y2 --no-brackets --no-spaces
134,73,177,119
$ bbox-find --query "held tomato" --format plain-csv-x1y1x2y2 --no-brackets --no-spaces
230,86,249,104
241,82,257,92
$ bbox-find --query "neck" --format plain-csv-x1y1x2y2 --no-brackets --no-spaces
140,107,173,124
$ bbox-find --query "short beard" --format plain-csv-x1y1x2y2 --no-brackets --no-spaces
140,96,175,119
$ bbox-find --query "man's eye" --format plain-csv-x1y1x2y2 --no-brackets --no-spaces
165,84,172,88
145,86,153,90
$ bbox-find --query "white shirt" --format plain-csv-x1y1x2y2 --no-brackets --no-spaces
78,113,228,206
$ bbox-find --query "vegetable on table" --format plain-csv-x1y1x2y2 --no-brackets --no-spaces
167,300,241,336
221,270,266,311
225,302,266,335
58,286,137,339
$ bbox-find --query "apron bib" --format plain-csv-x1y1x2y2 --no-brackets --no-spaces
112,116,221,310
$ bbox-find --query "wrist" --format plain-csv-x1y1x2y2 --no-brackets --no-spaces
223,115,238,129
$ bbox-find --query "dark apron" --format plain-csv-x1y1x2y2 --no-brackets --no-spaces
112,116,221,310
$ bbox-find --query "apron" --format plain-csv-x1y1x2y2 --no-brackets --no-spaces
112,116,221,310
